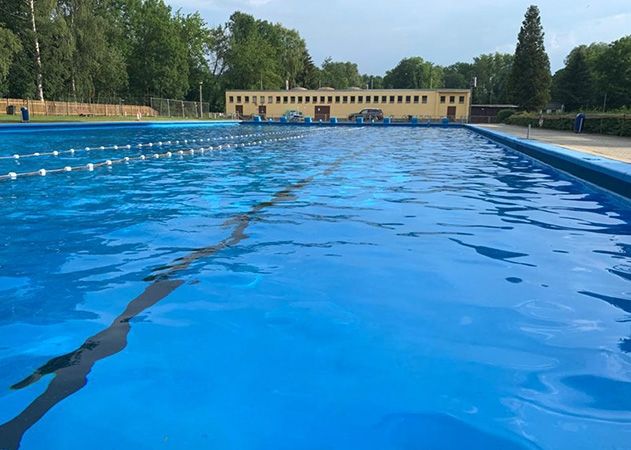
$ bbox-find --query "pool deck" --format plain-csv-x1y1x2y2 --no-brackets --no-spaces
478,124,631,164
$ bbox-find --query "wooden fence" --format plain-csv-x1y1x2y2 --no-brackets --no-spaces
1,98,158,117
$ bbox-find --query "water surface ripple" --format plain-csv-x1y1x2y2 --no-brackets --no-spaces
0,125,630,450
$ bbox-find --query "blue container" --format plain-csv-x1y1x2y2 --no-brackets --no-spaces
253,115,262,123
280,116,288,123
355,116,364,124
330,117,338,124
574,113,586,133
305,117,313,124
441,117,450,124
384,117,391,125
20,107,30,122
410,116,419,124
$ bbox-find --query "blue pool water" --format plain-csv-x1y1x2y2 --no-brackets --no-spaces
0,124,630,449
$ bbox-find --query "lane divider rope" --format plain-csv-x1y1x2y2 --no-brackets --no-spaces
0,130,316,161
0,134,309,182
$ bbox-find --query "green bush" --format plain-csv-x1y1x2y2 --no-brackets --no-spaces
505,113,631,137
496,109,516,123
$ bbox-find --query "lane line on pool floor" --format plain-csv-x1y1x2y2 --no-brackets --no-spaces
0,128,362,450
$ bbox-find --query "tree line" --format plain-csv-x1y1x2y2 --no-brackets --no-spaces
0,1,629,112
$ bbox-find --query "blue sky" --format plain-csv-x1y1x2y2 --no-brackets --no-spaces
169,0,631,74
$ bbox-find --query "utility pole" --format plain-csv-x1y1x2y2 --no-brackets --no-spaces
27,0,44,101
199,82,204,119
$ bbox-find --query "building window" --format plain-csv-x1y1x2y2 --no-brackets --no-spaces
450,96,455,103
440,96,446,103
335,96,340,103
320,96,325,103
343,96,348,103
245,96,250,103
389,96,395,103
328,96,333,103
229,96,234,103
312,96,318,103
283,96,288,104
459,96,465,104
358,96,363,103
413,95,419,103
297,96,303,103
268,96,273,103
382,96,387,103
422,95,428,104
290,96,296,103
397,96,403,103
374,96,379,103
405,95,411,103
260,96,265,104
253,96,257,104
236,96,242,103
276,96,281,103
305,96,310,103
350,96,355,103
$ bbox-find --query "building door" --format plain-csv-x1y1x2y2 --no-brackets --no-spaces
235,105,243,119
258,105,267,118
314,105,330,121
447,106,457,121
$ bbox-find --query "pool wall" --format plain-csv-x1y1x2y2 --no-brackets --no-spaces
467,125,631,200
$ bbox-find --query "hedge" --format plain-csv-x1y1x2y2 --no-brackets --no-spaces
505,113,631,137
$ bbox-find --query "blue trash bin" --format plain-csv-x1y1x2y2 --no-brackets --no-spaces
305,117,313,124
355,116,364,124
280,116,288,123
384,117,392,125
574,113,585,133
20,107,30,123
330,117,338,124
253,115,262,123
441,117,450,124
410,116,419,124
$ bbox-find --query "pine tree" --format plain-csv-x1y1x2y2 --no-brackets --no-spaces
508,5,551,111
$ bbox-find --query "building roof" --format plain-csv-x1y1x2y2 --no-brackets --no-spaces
226,88,471,93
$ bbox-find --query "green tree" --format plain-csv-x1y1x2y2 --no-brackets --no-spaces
508,5,551,111
297,49,319,89
472,53,513,104
223,12,282,89
443,62,473,89
552,48,593,111
126,0,189,98
320,58,362,88
58,0,128,100
597,36,631,109
0,27,21,96
383,57,443,89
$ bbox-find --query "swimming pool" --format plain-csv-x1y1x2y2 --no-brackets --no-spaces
0,123,629,449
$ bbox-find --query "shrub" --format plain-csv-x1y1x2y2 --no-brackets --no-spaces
496,109,516,123
505,113,631,137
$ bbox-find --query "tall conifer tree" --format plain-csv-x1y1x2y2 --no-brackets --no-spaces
508,5,551,111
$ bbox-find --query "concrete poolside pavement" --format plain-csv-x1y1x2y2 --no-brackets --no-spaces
478,123,631,163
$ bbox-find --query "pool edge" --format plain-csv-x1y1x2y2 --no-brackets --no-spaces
465,124,631,200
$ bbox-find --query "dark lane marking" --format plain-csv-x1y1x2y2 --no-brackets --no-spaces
0,143,356,450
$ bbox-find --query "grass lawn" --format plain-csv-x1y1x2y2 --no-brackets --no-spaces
0,114,226,123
